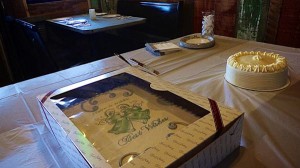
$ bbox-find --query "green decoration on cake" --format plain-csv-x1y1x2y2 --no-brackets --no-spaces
105,104,150,134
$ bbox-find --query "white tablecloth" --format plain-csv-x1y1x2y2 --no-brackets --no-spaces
1,35,299,168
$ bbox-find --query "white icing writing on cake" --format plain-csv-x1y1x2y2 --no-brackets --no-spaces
118,117,168,146
227,51,287,73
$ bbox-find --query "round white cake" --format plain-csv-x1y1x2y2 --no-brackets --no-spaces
224,51,289,91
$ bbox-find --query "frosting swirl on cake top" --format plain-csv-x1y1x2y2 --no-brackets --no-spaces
227,51,287,73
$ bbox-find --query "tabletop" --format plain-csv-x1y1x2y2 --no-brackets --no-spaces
0,35,299,168
47,14,146,34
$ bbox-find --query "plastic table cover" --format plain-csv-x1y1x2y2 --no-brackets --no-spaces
0,35,299,168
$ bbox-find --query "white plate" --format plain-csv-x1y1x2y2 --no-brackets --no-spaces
52,17,72,22
96,12,107,16
101,14,121,18
66,19,87,25
179,34,215,49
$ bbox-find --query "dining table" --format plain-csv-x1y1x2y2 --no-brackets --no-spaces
47,14,146,35
0,35,299,168
46,13,146,60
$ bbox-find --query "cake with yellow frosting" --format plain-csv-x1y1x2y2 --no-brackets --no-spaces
224,51,289,91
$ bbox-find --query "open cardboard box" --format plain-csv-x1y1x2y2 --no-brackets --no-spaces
37,67,243,168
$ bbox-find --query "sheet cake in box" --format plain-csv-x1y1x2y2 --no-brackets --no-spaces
37,67,243,168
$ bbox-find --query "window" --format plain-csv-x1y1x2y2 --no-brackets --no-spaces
26,0,61,4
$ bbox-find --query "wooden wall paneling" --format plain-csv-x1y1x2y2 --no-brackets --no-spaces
27,0,89,17
214,0,237,37
2,0,89,22
0,33,12,86
28,1,65,16
66,0,89,14
194,0,237,37
180,0,194,35
193,0,201,32
88,0,92,8
264,0,283,44
275,0,300,48
194,0,215,33
2,0,29,18
22,0,30,17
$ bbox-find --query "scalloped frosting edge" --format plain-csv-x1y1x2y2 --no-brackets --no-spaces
227,51,287,73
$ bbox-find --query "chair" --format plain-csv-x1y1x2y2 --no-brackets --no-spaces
106,0,183,54
117,0,184,42
4,17,60,82
113,0,183,47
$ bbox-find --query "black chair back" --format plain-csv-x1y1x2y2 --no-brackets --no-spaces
4,17,59,82
117,0,183,40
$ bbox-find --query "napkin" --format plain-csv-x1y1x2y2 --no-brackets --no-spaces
66,19,87,25
145,42,181,56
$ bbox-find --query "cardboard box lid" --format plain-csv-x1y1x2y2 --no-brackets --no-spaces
37,67,242,167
